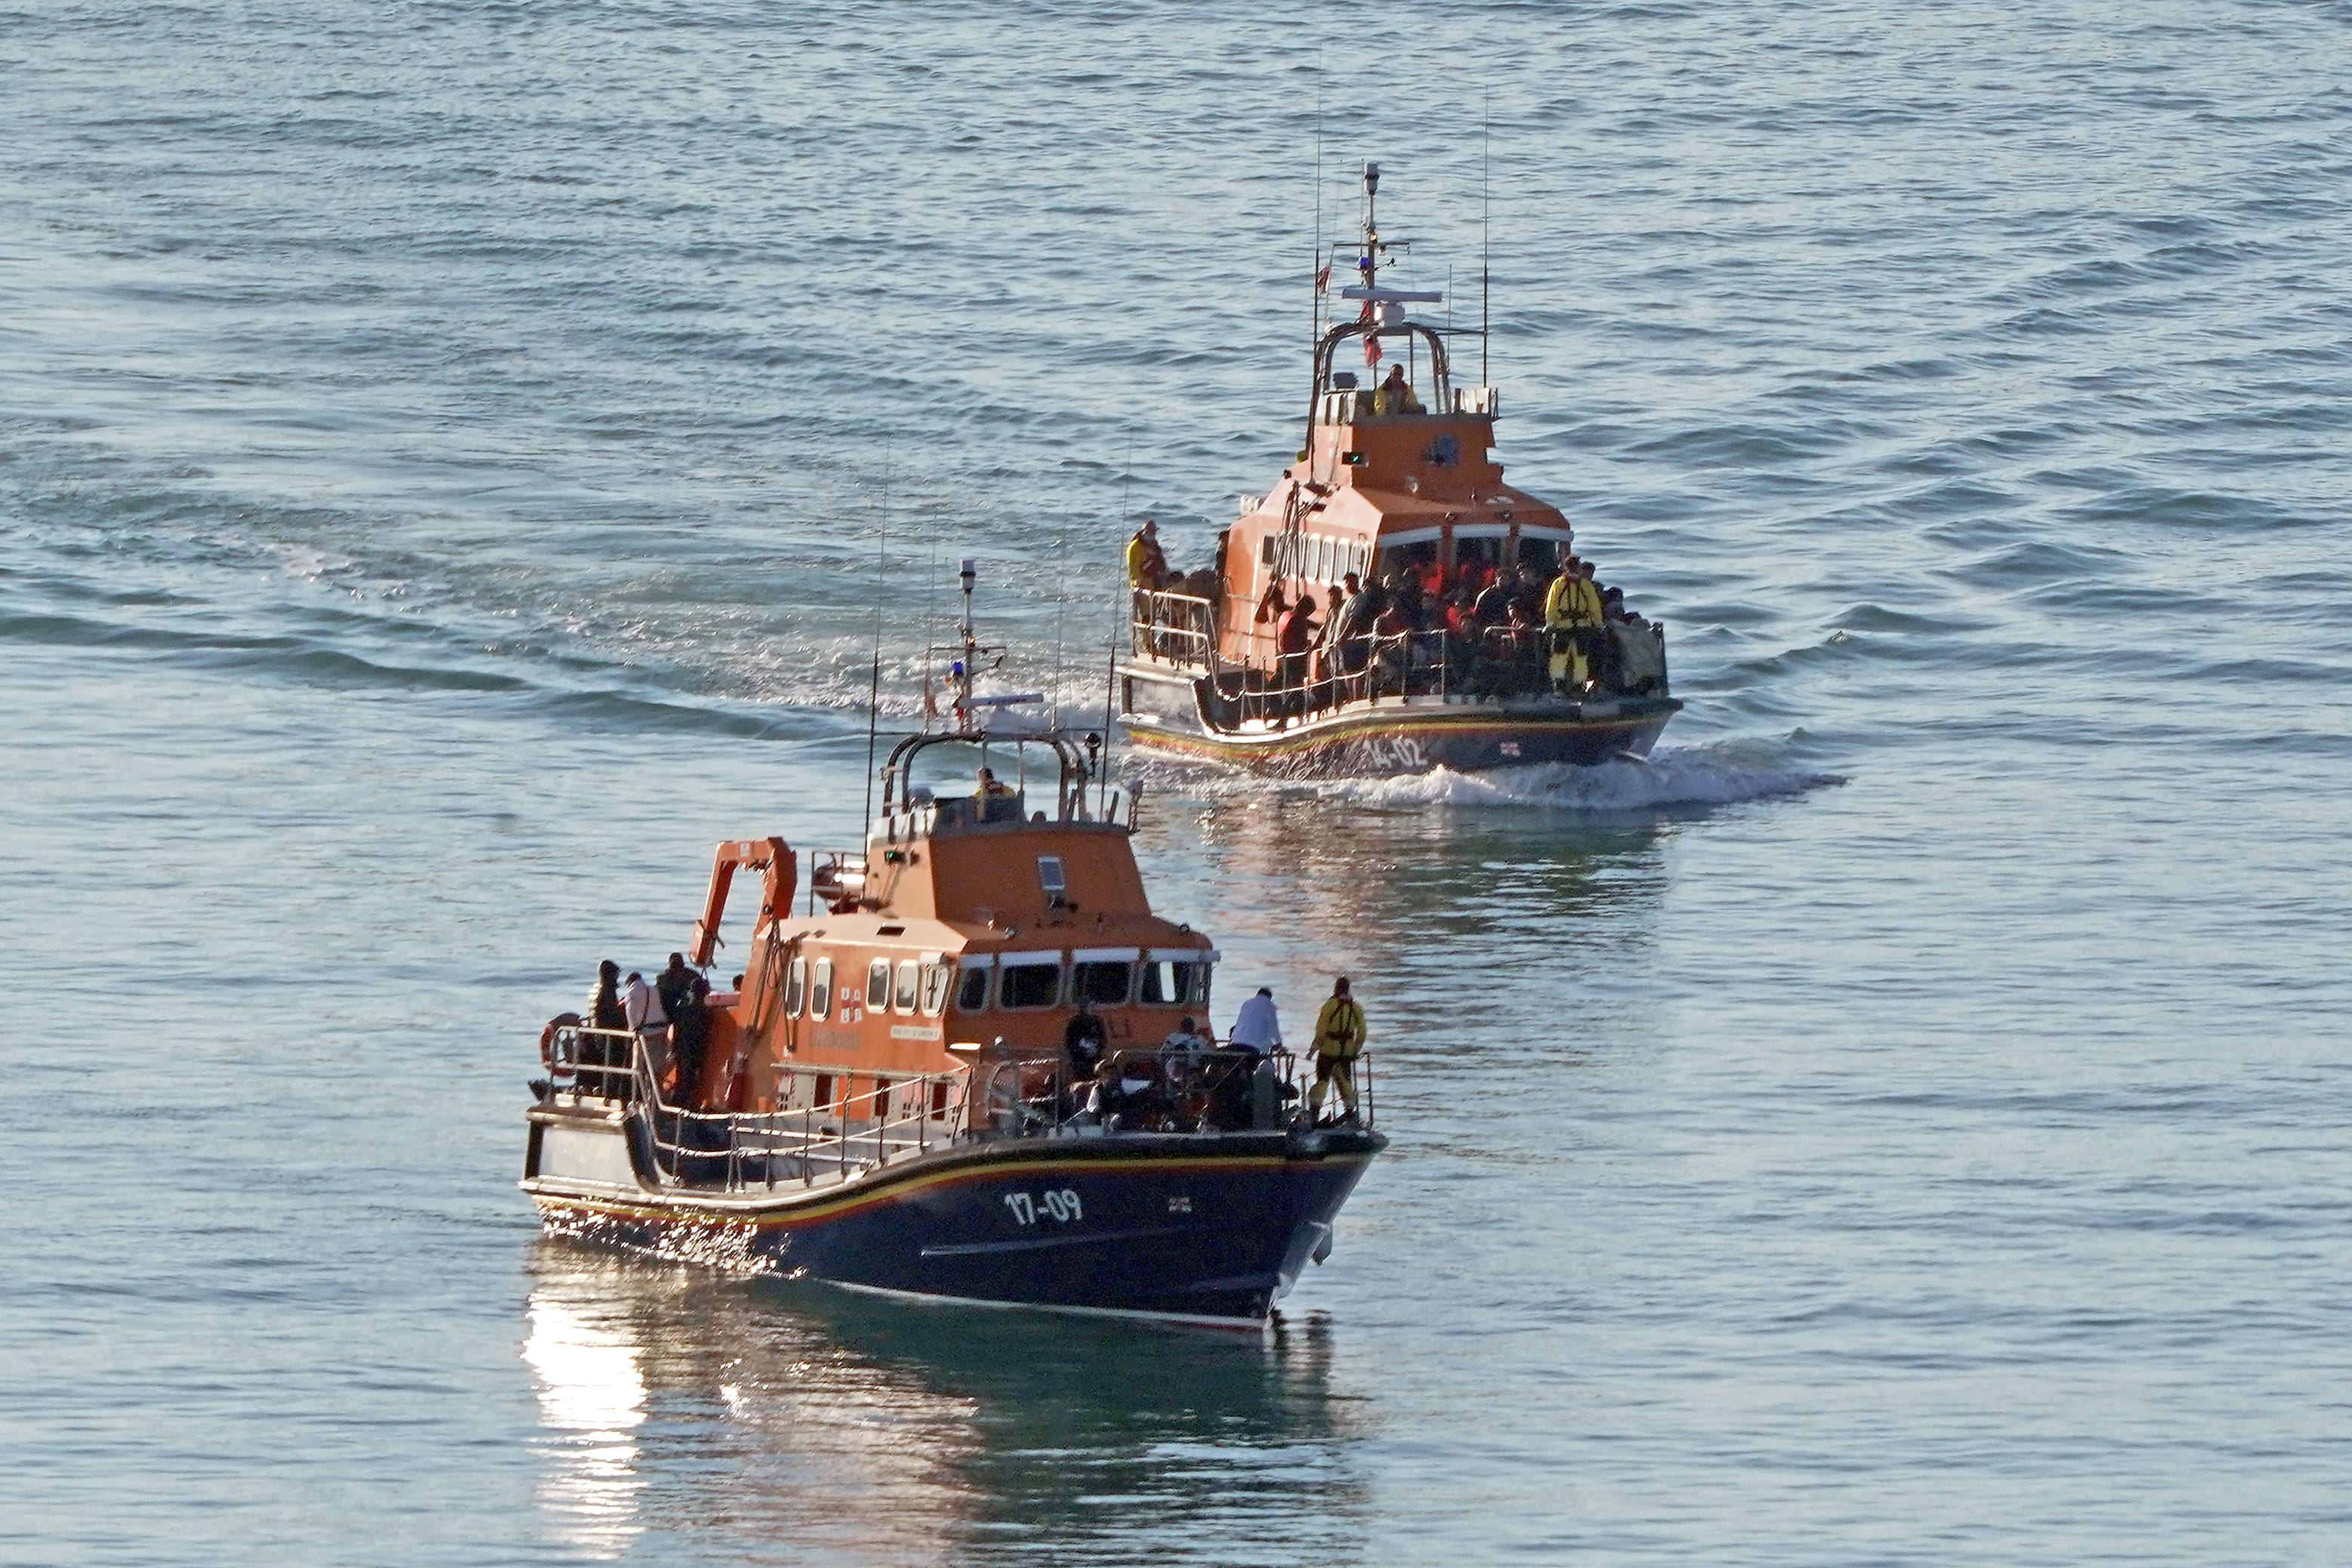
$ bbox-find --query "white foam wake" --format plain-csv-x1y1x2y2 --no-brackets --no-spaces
1136,742,1842,813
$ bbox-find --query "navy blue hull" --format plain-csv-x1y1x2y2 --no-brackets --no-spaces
532,1131,1383,1323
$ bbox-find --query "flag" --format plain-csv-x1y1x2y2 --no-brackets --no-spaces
1315,264,1331,293
1365,335,1382,366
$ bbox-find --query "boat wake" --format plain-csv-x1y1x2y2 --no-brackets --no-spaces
1137,742,1841,814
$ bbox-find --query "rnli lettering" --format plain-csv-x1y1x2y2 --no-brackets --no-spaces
889,1024,943,1042
1003,1189,1082,1227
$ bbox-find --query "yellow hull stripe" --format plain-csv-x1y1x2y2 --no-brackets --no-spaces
531,1150,1367,1231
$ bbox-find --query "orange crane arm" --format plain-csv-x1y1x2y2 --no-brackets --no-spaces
690,837,797,970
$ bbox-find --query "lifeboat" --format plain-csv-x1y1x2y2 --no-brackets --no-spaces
521,563,1385,1326
1119,162,1682,776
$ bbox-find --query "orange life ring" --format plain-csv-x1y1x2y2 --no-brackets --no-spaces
540,1011,582,1070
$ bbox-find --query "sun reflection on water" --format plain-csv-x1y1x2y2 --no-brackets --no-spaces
522,1244,1372,1565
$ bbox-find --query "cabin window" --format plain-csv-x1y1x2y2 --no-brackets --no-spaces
1376,539,1440,586
813,1072,834,1110
1517,536,1563,578
1455,536,1506,587
869,1079,894,1122
1261,535,1276,566
1070,960,1132,1007
866,958,890,1008
1141,959,1208,1007
920,962,951,1016
893,958,920,1014
930,1080,951,1119
785,957,806,1017
811,958,834,1019
1036,857,1066,900
998,958,1061,1010
956,965,990,1011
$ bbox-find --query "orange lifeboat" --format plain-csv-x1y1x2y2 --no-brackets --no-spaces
521,563,1384,1324
1119,162,1681,774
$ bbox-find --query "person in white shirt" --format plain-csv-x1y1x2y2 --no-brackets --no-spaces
1229,986,1282,1057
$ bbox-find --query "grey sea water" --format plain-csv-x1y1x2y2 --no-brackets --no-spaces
5,2,2350,1563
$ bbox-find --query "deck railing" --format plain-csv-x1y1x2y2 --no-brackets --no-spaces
545,1026,972,1193
975,1045,1375,1137
1132,605,1668,727
543,1027,1376,1192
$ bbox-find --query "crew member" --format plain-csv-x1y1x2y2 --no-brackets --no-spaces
1307,977,1366,1122
1543,556,1606,692
975,766,1014,798
1126,520,1168,589
1375,362,1423,415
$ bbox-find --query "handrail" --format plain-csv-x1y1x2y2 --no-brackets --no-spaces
1134,612,1669,724
973,1045,1376,1137
545,1027,974,1193
544,1028,1375,1193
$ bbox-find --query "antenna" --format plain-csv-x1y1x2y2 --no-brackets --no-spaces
862,452,889,829
1108,431,1137,818
1482,92,1492,386
1313,74,1324,357
1051,509,1072,727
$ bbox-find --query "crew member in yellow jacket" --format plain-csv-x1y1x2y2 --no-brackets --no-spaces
1543,558,1606,692
1307,976,1367,1122
1126,520,1168,589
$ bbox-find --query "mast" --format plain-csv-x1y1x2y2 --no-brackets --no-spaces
952,557,977,730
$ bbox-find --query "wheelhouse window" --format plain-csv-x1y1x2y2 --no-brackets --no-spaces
811,958,834,1020
1141,958,1209,1007
785,956,806,1017
893,958,919,1014
866,958,890,1008
1070,960,1132,1006
920,962,951,1016
998,957,1061,1011
1036,857,1066,900
1376,538,1440,587
1517,535,1564,578
955,963,990,1012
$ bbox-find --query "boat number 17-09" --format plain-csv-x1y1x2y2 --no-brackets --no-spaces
1003,1190,1082,1226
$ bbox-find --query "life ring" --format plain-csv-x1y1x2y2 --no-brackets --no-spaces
540,1011,582,1071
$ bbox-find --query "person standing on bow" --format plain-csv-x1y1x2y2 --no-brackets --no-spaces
1543,555,1606,693
1307,977,1367,1124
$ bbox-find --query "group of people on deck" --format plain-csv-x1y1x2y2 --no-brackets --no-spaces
1252,553,1658,708
1060,974,1368,1132
582,952,720,1104
1130,520,1659,709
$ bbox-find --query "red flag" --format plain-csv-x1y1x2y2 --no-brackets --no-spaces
1315,264,1331,292
1365,335,1382,366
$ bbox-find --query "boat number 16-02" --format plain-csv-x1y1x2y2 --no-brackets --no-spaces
1003,1190,1082,1226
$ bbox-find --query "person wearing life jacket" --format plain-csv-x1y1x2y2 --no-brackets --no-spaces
975,766,1015,798
1126,520,1168,589
1374,362,1424,415
1544,556,1607,693
1306,976,1367,1123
